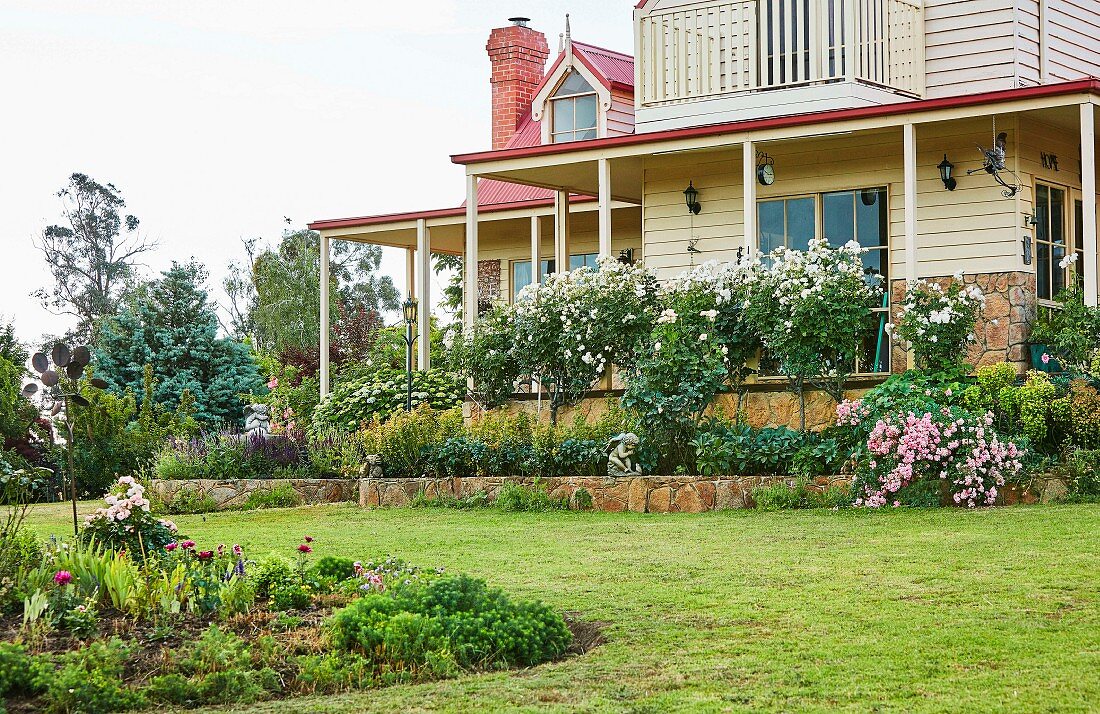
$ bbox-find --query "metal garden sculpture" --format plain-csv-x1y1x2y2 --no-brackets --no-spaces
22,343,107,536
966,118,1022,198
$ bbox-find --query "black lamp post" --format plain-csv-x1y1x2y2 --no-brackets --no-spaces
402,295,418,412
684,181,701,214
938,154,957,191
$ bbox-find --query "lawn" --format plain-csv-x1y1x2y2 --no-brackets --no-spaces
25,502,1100,713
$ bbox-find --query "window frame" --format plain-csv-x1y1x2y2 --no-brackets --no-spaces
549,71,599,144
756,185,893,376
1034,180,1074,306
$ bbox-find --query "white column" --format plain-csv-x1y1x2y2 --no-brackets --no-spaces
554,190,570,271
464,175,479,332
742,140,756,259
844,0,857,83
598,158,612,258
903,122,918,284
319,233,331,399
530,215,542,285
416,218,431,370
405,248,415,298
1082,103,1097,307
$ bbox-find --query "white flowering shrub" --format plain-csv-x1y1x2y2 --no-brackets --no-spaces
511,258,659,423
621,259,759,469
743,238,880,427
890,275,984,371
452,304,524,409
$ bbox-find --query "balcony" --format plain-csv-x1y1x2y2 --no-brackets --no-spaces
635,0,925,131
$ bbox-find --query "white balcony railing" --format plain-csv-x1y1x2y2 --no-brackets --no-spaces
637,0,924,107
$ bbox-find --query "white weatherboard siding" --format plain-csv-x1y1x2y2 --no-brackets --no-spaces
608,88,636,136
923,0,1023,96
1045,0,1100,81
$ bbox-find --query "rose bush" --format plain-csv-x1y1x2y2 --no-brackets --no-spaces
890,275,985,371
81,476,180,556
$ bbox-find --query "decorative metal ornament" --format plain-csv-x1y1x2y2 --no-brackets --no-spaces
966,118,1021,198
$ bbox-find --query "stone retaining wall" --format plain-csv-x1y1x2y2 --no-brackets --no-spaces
359,475,850,513
150,478,358,511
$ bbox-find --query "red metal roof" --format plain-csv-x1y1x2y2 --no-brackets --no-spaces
453,78,1100,165
573,41,634,90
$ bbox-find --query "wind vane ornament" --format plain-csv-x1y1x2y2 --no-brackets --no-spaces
966,117,1021,198
23,342,108,536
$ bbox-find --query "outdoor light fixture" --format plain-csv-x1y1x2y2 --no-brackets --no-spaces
1022,237,1033,266
617,248,635,265
402,295,419,412
684,181,701,214
938,154,957,191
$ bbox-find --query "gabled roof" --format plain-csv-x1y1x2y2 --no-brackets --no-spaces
571,41,634,91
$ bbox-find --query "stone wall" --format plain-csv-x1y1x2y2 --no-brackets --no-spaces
150,478,358,511
477,259,502,314
359,475,850,513
890,271,1036,372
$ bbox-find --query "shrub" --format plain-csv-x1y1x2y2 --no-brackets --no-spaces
495,480,567,513
312,368,463,432
81,476,180,557
1050,380,1100,449
622,259,758,472
294,652,377,694
744,238,879,428
327,574,571,670
242,484,302,510
751,479,851,510
159,487,218,515
1029,287,1100,376
35,638,145,714
963,365,1057,450
349,406,463,479
694,423,820,477
1047,448,1100,502
453,305,525,410
890,276,985,371
0,642,42,698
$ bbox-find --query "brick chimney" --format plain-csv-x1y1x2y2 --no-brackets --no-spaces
486,17,549,150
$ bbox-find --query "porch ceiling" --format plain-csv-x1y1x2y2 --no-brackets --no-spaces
479,155,645,204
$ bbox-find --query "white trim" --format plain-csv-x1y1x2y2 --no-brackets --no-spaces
554,190,570,269
903,122,917,283
534,57,614,142
598,158,612,257
464,175,479,332
416,218,431,371
742,140,756,258
1082,103,1097,306
319,233,331,399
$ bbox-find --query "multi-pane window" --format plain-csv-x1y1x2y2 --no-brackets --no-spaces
512,259,555,301
1035,183,1069,301
568,253,599,271
757,187,891,373
551,71,598,143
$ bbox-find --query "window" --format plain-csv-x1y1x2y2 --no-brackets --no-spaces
551,71,598,143
1035,183,1069,301
512,259,555,301
757,187,891,373
568,253,599,271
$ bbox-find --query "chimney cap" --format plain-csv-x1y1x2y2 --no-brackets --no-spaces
508,16,531,27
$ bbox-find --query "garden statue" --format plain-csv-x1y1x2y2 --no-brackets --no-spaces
606,432,642,478
243,404,272,438
365,454,383,479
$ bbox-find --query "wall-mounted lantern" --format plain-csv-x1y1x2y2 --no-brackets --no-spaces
617,248,635,265
1022,238,1033,266
684,181,701,215
937,154,957,191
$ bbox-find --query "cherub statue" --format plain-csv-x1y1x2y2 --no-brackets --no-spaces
606,432,642,478
243,404,272,438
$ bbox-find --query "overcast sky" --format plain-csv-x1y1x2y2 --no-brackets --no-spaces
0,1,634,344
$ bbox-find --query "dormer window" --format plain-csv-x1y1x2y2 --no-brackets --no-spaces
551,71,598,143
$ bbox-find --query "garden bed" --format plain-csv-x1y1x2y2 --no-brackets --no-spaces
149,478,357,511
360,475,852,513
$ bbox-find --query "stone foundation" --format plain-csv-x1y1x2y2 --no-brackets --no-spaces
359,475,850,513
890,272,1036,372
150,478,358,511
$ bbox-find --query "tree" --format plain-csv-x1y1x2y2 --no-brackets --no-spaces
33,173,156,343
238,229,399,354
94,261,263,425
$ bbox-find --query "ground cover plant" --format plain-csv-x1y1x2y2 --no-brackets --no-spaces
17,501,1100,713
3,500,576,712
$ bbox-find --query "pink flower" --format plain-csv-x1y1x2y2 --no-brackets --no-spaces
181,540,196,549
197,551,214,560
217,544,225,556
54,570,73,585
298,544,312,554
304,535,314,543
165,542,179,552
1041,352,1051,365
232,544,242,556
267,377,279,389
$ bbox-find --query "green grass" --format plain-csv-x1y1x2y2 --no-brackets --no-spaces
25,501,1100,713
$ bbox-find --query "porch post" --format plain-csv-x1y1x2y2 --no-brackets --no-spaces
416,218,431,370
530,215,541,285
405,248,415,298
903,122,918,284
319,233,331,399
1082,103,1097,307
742,140,756,259
464,175,479,332
598,158,612,258
554,190,570,271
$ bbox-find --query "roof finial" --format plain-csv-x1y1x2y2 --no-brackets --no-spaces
558,32,565,54
565,13,572,44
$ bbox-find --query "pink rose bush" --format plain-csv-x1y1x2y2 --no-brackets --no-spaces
843,401,1023,508
81,476,182,557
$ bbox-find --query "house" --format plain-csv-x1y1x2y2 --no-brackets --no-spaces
309,3,1100,411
